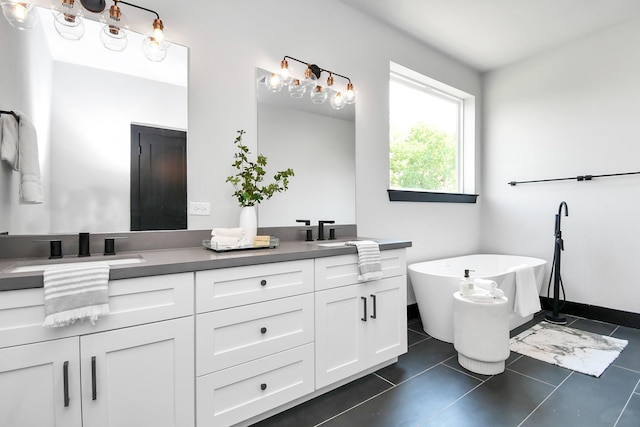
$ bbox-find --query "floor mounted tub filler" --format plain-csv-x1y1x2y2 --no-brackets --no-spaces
408,254,547,343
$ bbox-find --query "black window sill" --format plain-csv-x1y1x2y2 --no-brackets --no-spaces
387,189,478,203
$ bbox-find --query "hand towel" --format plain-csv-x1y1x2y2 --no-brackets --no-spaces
346,240,383,282
211,227,247,248
509,264,541,317
474,278,497,291
42,263,110,328
0,111,44,203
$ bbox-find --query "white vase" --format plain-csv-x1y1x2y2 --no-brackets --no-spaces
239,206,257,246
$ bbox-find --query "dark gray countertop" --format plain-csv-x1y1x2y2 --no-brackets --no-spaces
0,238,412,291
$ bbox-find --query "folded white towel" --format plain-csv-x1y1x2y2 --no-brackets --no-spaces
346,240,383,282
42,263,110,328
0,112,44,204
211,227,247,247
509,264,541,317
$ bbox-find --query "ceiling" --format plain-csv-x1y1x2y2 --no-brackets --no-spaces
338,0,640,72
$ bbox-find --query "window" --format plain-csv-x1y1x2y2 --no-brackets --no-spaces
388,62,476,203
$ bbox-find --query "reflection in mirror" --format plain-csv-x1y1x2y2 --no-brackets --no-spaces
0,7,188,235
256,68,356,227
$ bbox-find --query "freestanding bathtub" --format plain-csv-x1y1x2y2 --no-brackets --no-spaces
408,254,547,343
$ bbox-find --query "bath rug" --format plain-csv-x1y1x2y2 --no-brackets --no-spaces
509,321,627,377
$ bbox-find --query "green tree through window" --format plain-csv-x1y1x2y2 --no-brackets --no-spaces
390,122,457,192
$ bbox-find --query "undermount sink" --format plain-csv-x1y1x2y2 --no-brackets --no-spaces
5,255,144,273
316,241,352,247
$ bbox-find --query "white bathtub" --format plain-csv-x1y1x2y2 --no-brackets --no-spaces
408,254,547,343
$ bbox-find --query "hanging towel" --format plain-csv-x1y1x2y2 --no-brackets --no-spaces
42,264,111,328
509,264,541,317
211,227,247,248
0,111,44,203
346,240,383,282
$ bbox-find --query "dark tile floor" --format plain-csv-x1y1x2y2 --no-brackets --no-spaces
253,312,640,427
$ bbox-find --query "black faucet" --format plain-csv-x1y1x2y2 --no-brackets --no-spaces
78,232,90,257
317,220,335,241
296,219,313,241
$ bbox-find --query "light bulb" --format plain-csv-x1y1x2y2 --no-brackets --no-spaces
1,1,39,30
310,85,328,104
288,79,306,98
344,82,356,104
302,67,317,90
100,3,128,51
52,0,85,40
143,18,169,61
266,72,283,92
330,92,346,110
280,59,293,86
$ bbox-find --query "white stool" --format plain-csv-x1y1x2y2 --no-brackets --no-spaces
453,291,510,375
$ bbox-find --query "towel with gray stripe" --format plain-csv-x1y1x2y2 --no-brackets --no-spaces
42,264,110,328
346,240,383,281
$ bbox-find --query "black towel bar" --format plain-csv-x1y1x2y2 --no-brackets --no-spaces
508,171,640,186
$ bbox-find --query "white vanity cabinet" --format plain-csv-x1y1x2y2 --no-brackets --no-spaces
0,273,195,427
195,260,316,427
314,250,408,389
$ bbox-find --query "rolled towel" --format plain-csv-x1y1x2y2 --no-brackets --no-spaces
211,227,247,247
345,240,383,282
474,278,497,291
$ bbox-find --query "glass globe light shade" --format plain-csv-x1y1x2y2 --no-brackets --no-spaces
344,82,356,104
99,4,128,51
330,92,346,110
142,18,169,61
1,1,38,30
52,0,85,40
310,85,328,104
266,72,283,92
288,79,306,99
301,67,317,90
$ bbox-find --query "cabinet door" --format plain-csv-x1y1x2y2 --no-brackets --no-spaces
315,284,367,389
0,337,82,427
80,317,195,427
366,276,408,367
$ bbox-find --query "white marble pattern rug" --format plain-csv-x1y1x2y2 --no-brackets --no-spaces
509,321,628,377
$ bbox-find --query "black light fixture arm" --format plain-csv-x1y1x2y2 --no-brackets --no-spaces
283,55,352,84
114,0,160,19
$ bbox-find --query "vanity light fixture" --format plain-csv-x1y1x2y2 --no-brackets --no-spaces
1,0,39,30
272,55,356,109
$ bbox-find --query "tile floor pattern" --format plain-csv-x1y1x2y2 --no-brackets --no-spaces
253,312,640,427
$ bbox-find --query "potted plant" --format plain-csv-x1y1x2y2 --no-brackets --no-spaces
226,130,294,242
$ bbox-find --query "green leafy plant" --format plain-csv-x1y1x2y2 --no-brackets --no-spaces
226,130,295,207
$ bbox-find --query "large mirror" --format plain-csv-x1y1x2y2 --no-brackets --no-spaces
0,7,188,235
255,68,356,227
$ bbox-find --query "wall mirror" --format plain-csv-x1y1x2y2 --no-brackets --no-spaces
0,7,188,235
255,67,356,227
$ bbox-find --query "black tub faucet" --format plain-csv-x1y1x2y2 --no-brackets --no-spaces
317,220,335,241
78,232,90,257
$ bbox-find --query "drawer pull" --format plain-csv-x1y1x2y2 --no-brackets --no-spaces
63,361,70,407
260,279,267,286
260,383,267,391
91,356,97,401
260,327,267,334
361,296,367,322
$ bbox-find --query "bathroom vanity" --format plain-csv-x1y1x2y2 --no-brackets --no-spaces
0,235,410,427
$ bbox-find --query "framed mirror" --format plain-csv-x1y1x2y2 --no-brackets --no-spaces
255,67,356,227
0,7,188,235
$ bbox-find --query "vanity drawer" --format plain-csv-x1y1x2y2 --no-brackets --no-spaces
196,343,314,427
196,293,314,375
315,249,407,291
195,259,314,313
0,272,194,349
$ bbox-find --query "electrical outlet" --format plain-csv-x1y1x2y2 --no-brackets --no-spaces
189,202,211,216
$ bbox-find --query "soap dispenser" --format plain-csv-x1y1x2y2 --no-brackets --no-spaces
459,269,474,296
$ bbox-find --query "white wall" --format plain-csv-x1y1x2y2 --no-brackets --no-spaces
483,18,640,314
166,1,482,290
